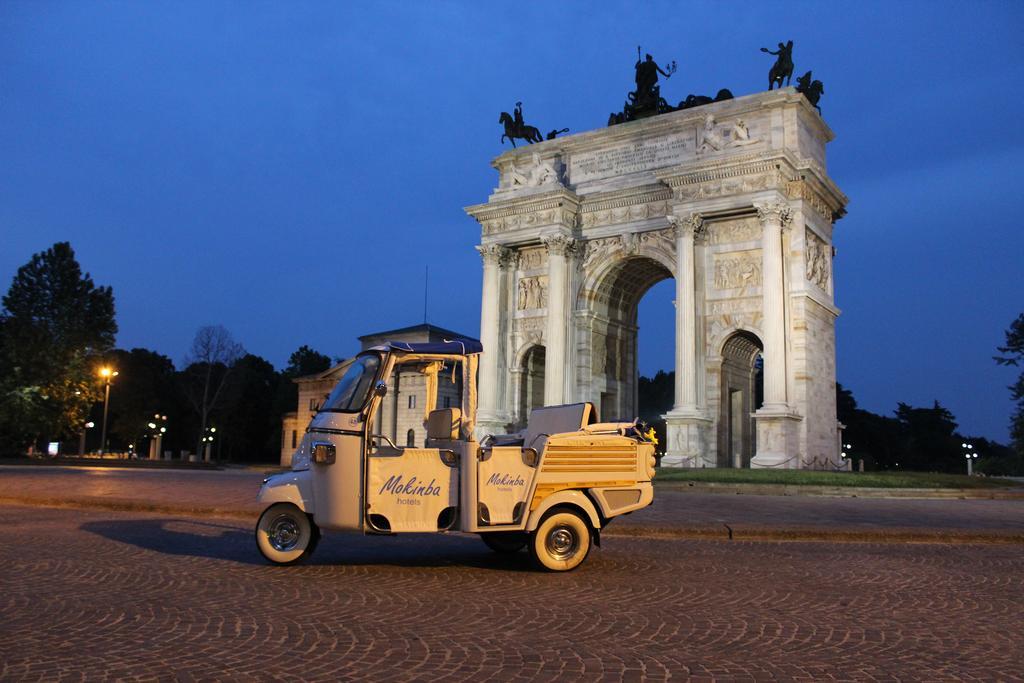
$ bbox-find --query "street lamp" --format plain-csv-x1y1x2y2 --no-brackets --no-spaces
98,366,118,455
78,421,95,456
201,426,217,462
961,442,979,476
147,414,168,460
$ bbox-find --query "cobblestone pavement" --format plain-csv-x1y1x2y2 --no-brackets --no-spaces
1,466,1023,541
1,505,1023,681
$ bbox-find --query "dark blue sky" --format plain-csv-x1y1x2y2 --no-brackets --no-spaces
2,2,1022,441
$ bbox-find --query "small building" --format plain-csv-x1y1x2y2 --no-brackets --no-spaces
279,323,477,466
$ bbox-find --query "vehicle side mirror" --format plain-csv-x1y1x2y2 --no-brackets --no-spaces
374,381,387,398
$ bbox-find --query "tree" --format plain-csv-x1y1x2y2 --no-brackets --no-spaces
835,382,904,470
181,325,243,460
219,354,281,463
267,344,334,463
995,313,1024,457
894,401,960,472
105,348,184,454
285,345,332,377
638,370,675,454
0,242,116,453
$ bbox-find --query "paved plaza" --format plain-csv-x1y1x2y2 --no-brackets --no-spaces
1,504,1022,681
1,466,1023,543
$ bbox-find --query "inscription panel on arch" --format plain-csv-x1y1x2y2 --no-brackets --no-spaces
568,134,693,184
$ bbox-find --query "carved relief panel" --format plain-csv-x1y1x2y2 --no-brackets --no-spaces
712,250,763,290
516,247,547,272
514,316,545,347
516,275,549,311
709,216,761,245
804,228,831,292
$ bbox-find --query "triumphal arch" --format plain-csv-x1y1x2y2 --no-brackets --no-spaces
466,88,847,468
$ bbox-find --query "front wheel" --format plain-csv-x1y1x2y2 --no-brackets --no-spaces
529,509,592,572
255,503,318,565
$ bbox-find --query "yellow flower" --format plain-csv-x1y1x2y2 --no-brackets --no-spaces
645,427,659,446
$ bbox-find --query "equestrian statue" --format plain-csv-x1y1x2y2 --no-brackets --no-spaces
760,40,794,90
795,71,824,113
499,101,544,148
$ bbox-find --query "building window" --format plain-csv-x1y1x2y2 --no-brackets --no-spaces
309,398,317,411
408,395,416,410
406,429,415,447
291,430,297,449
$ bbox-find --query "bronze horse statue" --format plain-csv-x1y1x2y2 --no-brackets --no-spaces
761,40,794,90
499,112,543,148
796,71,824,113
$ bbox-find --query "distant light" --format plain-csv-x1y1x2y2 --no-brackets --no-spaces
99,367,112,378
961,443,967,448
210,427,216,433
159,427,166,433
148,422,156,429
967,444,973,449
85,421,95,428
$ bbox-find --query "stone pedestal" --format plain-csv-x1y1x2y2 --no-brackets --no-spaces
751,410,802,468
662,412,712,467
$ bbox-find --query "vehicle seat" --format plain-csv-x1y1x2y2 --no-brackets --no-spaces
426,408,462,447
522,402,596,455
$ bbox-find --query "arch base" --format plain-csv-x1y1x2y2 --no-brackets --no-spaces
661,413,712,468
750,410,803,469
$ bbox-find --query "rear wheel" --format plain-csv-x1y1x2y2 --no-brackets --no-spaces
481,531,528,554
529,509,592,572
255,503,317,565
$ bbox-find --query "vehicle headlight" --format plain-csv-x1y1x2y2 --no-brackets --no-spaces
291,450,310,471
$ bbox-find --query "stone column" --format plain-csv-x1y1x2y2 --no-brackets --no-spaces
751,201,800,468
541,234,575,406
475,244,510,437
756,202,791,410
671,214,702,411
662,214,710,468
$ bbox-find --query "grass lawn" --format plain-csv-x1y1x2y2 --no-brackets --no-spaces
653,467,1017,489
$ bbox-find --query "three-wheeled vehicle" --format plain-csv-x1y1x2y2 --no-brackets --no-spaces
255,339,655,571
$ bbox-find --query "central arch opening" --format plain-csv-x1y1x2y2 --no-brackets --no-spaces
584,256,674,426
718,331,764,467
517,344,546,424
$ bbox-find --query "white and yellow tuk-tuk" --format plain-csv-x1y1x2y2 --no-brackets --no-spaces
256,339,655,571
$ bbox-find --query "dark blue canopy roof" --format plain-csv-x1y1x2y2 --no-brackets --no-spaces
387,339,483,355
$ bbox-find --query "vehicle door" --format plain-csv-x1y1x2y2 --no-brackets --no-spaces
364,358,459,533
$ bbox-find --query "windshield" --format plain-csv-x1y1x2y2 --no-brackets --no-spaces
320,354,381,413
